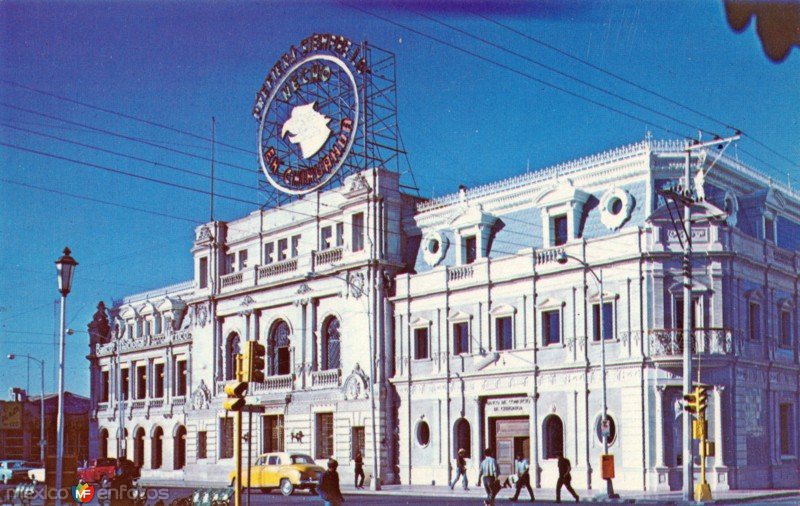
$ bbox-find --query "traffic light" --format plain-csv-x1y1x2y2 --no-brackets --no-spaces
242,341,266,383
683,390,698,415
696,386,708,417
223,380,247,411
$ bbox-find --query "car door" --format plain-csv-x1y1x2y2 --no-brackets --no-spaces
263,455,281,487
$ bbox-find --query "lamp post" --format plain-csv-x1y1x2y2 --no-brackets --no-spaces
8,354,46,461
55,247,77,506
557,252,618,499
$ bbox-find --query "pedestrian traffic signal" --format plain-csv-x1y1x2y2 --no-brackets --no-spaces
222,381,247,411
242,341,266,383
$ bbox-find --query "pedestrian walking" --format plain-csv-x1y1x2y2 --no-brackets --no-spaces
509,452,534,502
353,452,365,489
556,453,580,503
319,458,345,506
449,448,469,491
476,448,500,506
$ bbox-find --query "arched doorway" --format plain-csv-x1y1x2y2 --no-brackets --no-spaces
542,415,564,459
269,321,291,375
322,316,341,370
225,333,240,380
173,425,186,470
99,428,109,458
133,427,145,468
453,418,471,458
151,426,163,469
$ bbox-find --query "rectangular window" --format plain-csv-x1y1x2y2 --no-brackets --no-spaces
291,235,301,258
542,310,561,346
154,315,162,335
780,404,794,456
674,297,699,329
136,320,143,337
225,253,235,274
265,242,274,264
453,322,470,354
101,371,110,403
414,328,429,360
464,236,477,264
197,431,207,459
315,413,334,459
263,415,284,453
553,215,568,246
592,302,614,342
352,213,365,252
220,417,234,459
749,302,761,341
175,359,188,396
120,368,130,401
780,310,792,347
153,363,165,398
238,250,248,270
199,257,208,289
144,320,151,337
351,426,365,460
136,365,147,400
277,238,288,261
321,226,332,250
495,316,513,351
765,217,775,242
336,222,344,247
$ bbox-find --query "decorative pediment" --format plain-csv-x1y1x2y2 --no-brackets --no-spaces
447,203,497,231
668,279,711,294
448,310,472,322
410,317,431,327
647,199,727,225
191,380,212,410
765,187,786,211
588,289,619,302
745,288,765,302
137,301,156,316
118,305,138,320
536,297,565,310
342,363,369,400
778,298,795,311
489,304,517,316
533,179,590,208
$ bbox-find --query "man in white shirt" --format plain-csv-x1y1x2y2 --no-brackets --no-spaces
510,452,534,501
476,448,499,506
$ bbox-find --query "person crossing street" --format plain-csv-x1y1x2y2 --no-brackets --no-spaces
449,448,469,491
509,452,534,502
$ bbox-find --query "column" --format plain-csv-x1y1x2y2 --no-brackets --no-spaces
473,397,484,478
712,386,729,489
654,386,670,491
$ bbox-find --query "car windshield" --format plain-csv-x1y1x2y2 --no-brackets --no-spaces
290,455,314,464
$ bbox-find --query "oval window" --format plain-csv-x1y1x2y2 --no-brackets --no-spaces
416,421,431,447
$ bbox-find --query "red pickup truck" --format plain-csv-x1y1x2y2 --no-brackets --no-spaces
77,458,139,485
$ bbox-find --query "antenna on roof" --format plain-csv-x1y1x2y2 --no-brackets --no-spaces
210,117,216,222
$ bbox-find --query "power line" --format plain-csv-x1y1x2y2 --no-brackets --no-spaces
409,7,709,136
0,102,256,174
341,2,686,138
1,122,255,191
0,79,254,156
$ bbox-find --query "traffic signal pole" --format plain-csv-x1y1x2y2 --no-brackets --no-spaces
235,408,242,506
682,146,694,503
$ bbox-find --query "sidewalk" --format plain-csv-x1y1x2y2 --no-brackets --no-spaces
137,478,800,504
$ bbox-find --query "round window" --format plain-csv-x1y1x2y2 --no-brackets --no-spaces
416,421,431,447
610,197,623,215
427,238,440,254
422,231,448,267
594,414,617,445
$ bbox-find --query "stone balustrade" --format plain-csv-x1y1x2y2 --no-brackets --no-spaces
310,369,341,388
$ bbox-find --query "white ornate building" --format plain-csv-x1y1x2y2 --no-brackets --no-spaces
88,139,800,492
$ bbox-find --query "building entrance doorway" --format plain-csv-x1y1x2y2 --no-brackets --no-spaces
489,417,530,478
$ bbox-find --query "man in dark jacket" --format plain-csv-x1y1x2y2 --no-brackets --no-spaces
353,452,365,489
556,453,579,503
318,458,345,506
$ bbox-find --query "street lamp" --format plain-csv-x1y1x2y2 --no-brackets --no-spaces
557,251,618,499
8,354,46,461
55,247,77,506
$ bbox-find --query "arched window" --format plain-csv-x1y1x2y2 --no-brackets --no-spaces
270,321,291,376
133,427,145,468
543,415,564,459
322,317,341,370
225,333,240,380
453,418,471,458
99,428,109,458
173,425,187,470
151,426,163,469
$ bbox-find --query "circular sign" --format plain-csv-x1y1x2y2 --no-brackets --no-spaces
257,52,360,195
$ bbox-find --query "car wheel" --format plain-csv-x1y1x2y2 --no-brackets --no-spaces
279,478,294,496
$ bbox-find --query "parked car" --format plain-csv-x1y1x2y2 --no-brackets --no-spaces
0,460,33,484
25,462,45,484
77,458,139,486
228,452,324,496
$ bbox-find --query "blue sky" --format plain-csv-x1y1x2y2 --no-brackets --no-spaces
1,1,798,397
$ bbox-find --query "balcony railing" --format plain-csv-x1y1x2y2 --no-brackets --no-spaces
220,271,244,289
448,265,474,281
648,328,734,356
535,246,565,265
258,258,298,279
314,247,343,266
94,329,193,356
249,374,295,393
310,369,341,388
172,396,186,406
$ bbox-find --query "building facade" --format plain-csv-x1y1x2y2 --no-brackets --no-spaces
392,139,800,492
87,139,800,491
